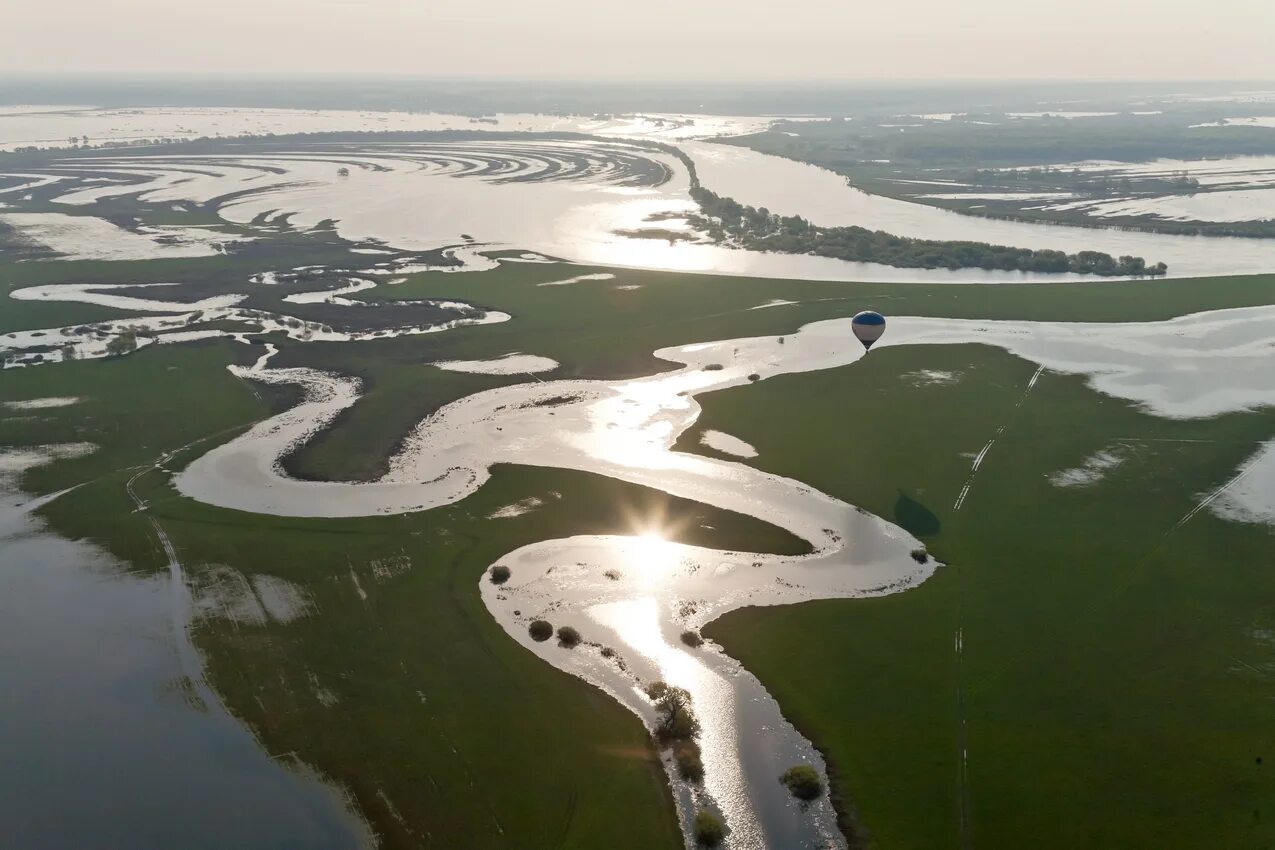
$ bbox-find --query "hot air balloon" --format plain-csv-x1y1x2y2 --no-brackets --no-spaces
851,310,886,352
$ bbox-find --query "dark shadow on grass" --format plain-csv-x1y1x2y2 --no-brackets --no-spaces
893,491,940,537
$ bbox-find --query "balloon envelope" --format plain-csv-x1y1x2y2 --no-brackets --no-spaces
851,310,886,350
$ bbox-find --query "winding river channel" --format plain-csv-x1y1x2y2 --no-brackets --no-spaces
167,301,1275,847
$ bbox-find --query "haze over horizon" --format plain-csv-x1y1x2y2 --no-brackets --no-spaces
4,0,1273,82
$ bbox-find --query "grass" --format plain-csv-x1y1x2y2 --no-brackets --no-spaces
0,338,265,494
694,344,1275,849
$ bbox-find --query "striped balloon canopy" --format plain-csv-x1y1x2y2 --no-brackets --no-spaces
851,310,886,351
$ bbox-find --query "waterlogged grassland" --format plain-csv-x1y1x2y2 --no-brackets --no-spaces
0,339,264,493
12,340,805,850
5,244,1275,849
291,260,1275,480
692,345,1275,850
42,463,809,850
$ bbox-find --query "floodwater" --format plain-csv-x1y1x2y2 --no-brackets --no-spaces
19,135,1275,280
5,107,1275,279
0,448,372,849
0,212,226,260
5,260,1275,846
17,143,1071,283
3,273,509,369
0,106,776,152
680,142,1275,278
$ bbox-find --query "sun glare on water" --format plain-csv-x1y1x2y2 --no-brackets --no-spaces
627,529,681,587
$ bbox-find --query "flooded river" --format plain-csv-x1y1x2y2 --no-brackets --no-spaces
0,450,372,849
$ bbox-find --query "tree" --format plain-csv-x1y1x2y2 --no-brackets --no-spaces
105,331,138,357
680,630,704,648
645,681,699,741
693,810,724,846
780,764,825,800
556,626,581,648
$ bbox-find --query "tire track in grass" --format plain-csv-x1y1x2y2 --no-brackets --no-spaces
952,365,1045,850
955,616,972,850
952,365,1045,512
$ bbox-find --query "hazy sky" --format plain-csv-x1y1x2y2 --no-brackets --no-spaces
4,0,1274,80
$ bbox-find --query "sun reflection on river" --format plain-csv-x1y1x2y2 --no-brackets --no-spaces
589,595,755,845
625,530,680,588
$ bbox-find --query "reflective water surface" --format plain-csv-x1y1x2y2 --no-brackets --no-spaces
0,449,372,850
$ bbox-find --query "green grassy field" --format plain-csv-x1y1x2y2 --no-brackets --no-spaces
693,344,1275,849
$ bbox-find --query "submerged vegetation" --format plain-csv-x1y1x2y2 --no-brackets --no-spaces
693,810,726,846
556,625,582,648
689,186,1166,276
674,740,705,782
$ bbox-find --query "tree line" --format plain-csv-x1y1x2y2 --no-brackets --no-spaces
688,187,1166,276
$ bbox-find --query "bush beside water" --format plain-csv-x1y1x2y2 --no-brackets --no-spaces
780,764,824,800
680,630,704,648
693,810,725,846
